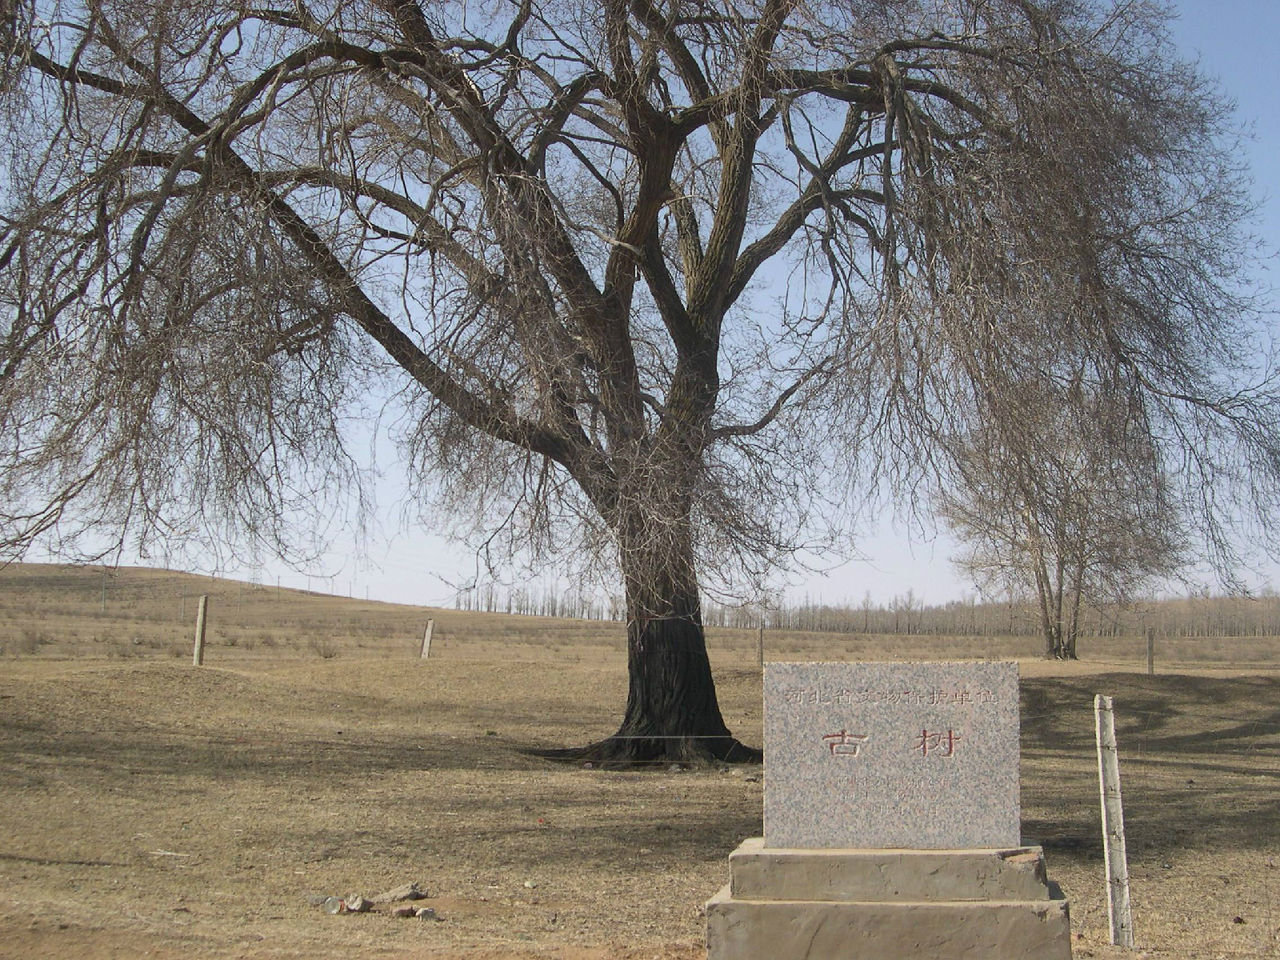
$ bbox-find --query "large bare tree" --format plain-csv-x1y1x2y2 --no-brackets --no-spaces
3,0,1278,761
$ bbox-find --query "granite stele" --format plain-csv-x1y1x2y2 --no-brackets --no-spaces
706,661,1073,960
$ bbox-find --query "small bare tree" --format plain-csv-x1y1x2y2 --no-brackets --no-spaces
939,385,1186,659
3,0,1279,761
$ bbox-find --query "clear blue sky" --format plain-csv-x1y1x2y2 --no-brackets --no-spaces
119,2,1280,607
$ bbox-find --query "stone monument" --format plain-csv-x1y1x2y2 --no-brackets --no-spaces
706,661,1072,960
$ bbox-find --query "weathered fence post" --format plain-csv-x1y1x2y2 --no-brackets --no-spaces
192,595,209,666
757,621,765,669
1095,694,1135,948
420,619,435,659
1145,628,1155,676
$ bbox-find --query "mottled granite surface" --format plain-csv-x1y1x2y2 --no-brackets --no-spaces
763,661,1020,849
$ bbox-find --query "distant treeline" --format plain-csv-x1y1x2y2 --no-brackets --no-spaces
5,564,1276,640
455,582,624,622
457,583,1280,638
710,593,1280,639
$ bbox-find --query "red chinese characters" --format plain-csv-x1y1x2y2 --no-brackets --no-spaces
821,729,870,756
916,728,961,758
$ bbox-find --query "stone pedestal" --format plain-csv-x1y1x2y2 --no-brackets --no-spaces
706,839,1072,960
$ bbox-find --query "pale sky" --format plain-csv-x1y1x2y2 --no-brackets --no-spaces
103,2,1280,607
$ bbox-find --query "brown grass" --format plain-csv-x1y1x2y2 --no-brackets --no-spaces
0,563,1277,959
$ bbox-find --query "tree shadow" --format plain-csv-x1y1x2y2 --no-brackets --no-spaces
1019,674,1280,860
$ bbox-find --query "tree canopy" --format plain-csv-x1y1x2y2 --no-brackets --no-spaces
3,0,1278,760
938,380,1186,659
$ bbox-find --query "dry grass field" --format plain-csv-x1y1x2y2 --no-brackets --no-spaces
0,563,1278,959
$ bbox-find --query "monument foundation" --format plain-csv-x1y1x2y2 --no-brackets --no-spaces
706,662,1072,960
707,840,1070,960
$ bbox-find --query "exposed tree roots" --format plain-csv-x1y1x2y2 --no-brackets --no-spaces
533,733,762,769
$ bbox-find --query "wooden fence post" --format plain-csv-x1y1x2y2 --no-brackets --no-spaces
192,595,209,666
1145,628,1155,676
1095,694,1135,948
420,619,435,659
757,622,765,669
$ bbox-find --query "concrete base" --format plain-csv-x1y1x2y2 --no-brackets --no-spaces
707,840,1071,960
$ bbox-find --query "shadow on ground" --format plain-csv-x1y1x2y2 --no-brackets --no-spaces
1020,674,1280,860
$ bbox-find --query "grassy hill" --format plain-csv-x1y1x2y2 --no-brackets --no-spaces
0,562,633,662
1,561,1276,670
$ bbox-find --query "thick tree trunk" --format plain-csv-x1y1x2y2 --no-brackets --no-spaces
607,571,754,764
539,508,759,767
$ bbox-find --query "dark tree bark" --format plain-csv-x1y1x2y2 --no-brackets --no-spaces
610,610,746,763
609,552,756,763
544,504,759,765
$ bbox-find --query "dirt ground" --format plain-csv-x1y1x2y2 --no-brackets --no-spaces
0,570,1277,958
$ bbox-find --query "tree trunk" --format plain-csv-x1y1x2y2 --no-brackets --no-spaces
539,508,759,767
1064,561,1083,660
1032,550,1058,659
1051,552,1067,658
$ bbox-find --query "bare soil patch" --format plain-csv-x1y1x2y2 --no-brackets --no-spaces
1,565,1277,958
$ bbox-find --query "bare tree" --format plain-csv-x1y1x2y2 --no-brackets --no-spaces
3,0,1279,761
939,384,1186,659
